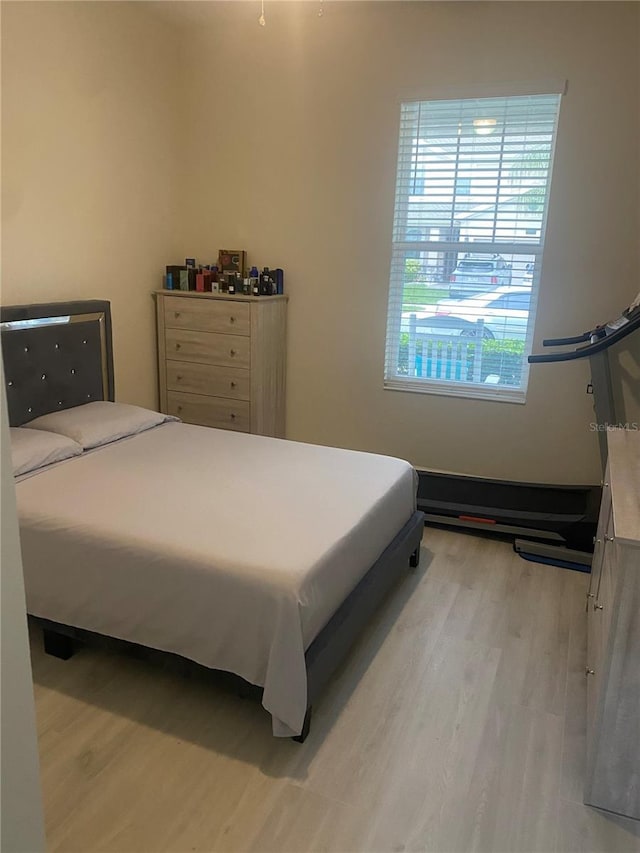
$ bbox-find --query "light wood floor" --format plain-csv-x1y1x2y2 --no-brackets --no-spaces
30,527,640,853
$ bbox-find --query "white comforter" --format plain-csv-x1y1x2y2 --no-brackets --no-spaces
16,422,416,735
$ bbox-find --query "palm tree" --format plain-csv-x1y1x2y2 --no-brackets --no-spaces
509,148,551,212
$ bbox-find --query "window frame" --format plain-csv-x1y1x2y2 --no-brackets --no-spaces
384,89,564,404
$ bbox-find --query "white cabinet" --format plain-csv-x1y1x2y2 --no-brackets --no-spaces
584,429,640,820
155,291,287,437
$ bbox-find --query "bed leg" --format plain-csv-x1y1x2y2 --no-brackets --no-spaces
291,706,313,744
409,546,421,568
43,629,75,661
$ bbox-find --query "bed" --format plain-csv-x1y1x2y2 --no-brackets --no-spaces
2,300,425,740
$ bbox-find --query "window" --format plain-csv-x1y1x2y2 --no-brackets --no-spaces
384,93,562,402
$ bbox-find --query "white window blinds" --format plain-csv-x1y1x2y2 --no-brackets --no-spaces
384,93,562,402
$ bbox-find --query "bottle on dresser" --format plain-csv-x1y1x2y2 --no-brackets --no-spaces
249,266,260,296
259,267,272,296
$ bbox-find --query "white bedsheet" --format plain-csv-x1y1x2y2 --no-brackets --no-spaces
16,422,416,735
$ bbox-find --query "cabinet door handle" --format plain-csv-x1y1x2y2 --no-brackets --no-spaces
174,312,181,319
594,602,604,611
605,535,614,543
586,668,595,676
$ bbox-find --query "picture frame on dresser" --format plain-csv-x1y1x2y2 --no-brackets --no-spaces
154,290,287,438
218,250,246,277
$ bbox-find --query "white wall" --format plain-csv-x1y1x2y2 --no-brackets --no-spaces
2,1,638,484
0,362,46,853
171,0,639,484
1,0,182,409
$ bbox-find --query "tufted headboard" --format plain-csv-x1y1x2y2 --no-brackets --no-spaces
0,300,114,427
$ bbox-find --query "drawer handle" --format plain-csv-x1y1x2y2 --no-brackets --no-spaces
605,535,614,543
594,602,604,611
176,375,183,382
175,343,181,350
230,413,236,420
230,316,235,324
174,312,181,319
230,349,236,357
585,668,595,676
230,381,236,388
177,405,183,413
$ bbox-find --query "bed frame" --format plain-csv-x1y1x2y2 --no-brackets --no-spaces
1,299,425,742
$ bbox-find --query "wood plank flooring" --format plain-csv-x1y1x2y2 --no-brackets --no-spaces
29,528,640,853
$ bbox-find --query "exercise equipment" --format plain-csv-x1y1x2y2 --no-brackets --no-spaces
419,291,640,573
515,291,640,569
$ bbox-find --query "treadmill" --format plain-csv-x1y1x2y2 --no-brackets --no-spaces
515,291,640,569
418,292,640,572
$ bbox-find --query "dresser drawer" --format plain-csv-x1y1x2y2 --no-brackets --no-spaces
166,360,250,401
164,296,250,336
168,391,250,432
165,328,250,369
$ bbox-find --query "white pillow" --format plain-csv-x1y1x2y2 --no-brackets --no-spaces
24,401,178,450
11,427,83,476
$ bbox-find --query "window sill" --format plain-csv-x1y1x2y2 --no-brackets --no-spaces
384,377,527,404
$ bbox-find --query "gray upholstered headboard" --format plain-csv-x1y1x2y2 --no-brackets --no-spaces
0,300,114,427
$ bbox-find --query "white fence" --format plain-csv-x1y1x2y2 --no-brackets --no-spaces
407,315,486,383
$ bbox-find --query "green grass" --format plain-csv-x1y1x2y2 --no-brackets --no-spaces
402,284,449,312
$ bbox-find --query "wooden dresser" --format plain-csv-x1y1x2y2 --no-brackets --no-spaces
155,290,287,437
584,428,640,820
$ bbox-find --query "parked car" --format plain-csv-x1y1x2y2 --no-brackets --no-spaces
404,286,532,340
449,253,512,299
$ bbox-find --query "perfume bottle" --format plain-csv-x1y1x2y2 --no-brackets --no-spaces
259,267,271,296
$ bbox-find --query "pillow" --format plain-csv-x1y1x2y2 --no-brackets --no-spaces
23,401,178,450
11,427,83,477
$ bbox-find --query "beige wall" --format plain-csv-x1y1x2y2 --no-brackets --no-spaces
2,1,638,484
1,1,181,409
172,0,639,484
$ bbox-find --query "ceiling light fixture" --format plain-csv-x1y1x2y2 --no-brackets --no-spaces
473,118,497,136
258,0,266,26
